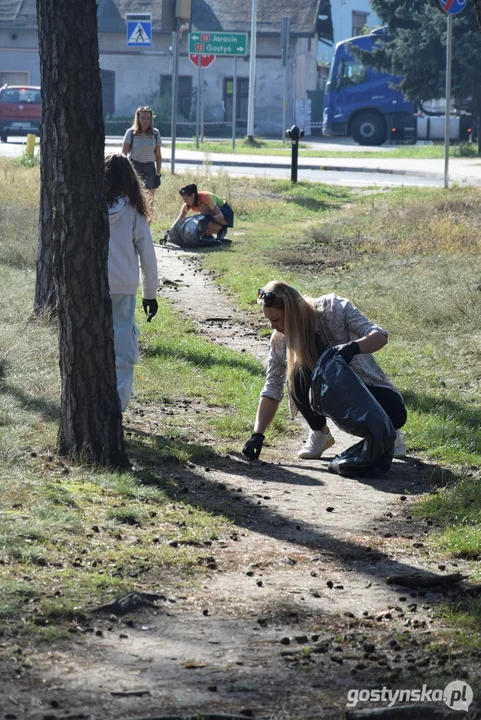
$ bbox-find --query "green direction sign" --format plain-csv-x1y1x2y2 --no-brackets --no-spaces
189,31,248,56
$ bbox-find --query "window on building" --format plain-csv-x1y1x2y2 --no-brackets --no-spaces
352,11,369,36
0,71,29,86
223,77,249,123
101,69,115,118
160,75,193,121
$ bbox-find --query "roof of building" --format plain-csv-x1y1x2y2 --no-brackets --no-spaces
0,0,328,37
192,0,323,36
0,0,36,28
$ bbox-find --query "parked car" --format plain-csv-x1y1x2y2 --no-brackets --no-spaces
0,85,41,143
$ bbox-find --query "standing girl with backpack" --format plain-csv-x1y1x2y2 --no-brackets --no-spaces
122,106,162,220
105,153,159,411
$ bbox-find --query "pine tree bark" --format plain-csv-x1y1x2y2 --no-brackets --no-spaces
36,0,127,466
34,137,55,315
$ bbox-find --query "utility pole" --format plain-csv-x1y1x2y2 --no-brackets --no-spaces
170,26,180,174
246,0,257,143
281,16,290,141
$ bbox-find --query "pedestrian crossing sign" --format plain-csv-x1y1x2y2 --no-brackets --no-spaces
126,13,152,46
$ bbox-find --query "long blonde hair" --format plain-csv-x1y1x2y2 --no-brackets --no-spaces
258,280,319,394
132,106,155,135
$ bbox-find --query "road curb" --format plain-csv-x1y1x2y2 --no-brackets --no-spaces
105,139,480,183
162,156,408,175
160,156,458,179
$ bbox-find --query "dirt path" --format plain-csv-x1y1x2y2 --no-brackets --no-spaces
2,246,477,720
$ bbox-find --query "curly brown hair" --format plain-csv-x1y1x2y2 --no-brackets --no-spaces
105,153,150,219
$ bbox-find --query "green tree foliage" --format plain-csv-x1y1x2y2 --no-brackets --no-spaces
354,0,481,147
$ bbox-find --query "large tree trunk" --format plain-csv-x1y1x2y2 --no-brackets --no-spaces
36,0,127,466
34,0,56,316
34,146,55,316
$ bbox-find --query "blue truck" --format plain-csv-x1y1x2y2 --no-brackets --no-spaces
322,29,417,145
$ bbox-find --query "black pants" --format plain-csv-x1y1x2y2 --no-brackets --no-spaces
293,368,407,432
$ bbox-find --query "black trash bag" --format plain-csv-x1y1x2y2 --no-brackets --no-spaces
168,214,223,248
310,348,396,474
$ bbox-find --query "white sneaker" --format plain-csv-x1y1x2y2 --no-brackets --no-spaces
393,429,407,458
298,430,335,459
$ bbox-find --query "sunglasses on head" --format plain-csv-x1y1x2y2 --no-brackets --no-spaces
258,288,277,305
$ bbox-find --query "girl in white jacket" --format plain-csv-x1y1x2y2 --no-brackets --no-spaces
105,153,159,411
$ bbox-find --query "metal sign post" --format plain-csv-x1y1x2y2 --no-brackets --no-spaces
444,13,452,189
200,67,205,143
247,0,257,142
232,56,238,150
170,29,180,175
187,30,247,148
281,16,290,142
196,61,201,149
434,0,468,188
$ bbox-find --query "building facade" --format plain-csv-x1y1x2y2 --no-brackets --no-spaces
0,0,327,136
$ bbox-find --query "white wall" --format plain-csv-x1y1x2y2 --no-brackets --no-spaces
320,0,382,64
101,32,316,135
0,30,41,85
0,28,319,136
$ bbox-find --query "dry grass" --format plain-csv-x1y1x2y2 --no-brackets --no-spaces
0,158,39,269
307,186,481,256
150,165,310,232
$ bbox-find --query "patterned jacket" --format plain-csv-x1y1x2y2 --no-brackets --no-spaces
260,294,400,405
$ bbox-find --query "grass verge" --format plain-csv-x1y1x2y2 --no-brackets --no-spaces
165,176,481,639
175,138,480,160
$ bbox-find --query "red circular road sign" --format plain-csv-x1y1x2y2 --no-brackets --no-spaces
434,0,467,13
189,53,216,68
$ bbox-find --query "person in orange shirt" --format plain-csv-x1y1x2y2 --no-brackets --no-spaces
170,183,234,241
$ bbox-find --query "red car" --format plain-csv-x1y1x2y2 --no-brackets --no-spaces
0,85,41,143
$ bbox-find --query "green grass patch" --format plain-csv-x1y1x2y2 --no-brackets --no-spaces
195,184,481,471
179,176,481,638
175,139,480,160
3,157,481,647
416,475,481,560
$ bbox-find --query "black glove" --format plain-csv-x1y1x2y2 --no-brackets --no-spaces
334,341,360,365
154,173,161,189
142,298,158,323
242,432,265,460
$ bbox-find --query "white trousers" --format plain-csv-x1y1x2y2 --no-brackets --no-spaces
111,294,139,412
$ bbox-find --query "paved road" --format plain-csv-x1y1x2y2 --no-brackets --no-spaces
2,135,480,188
